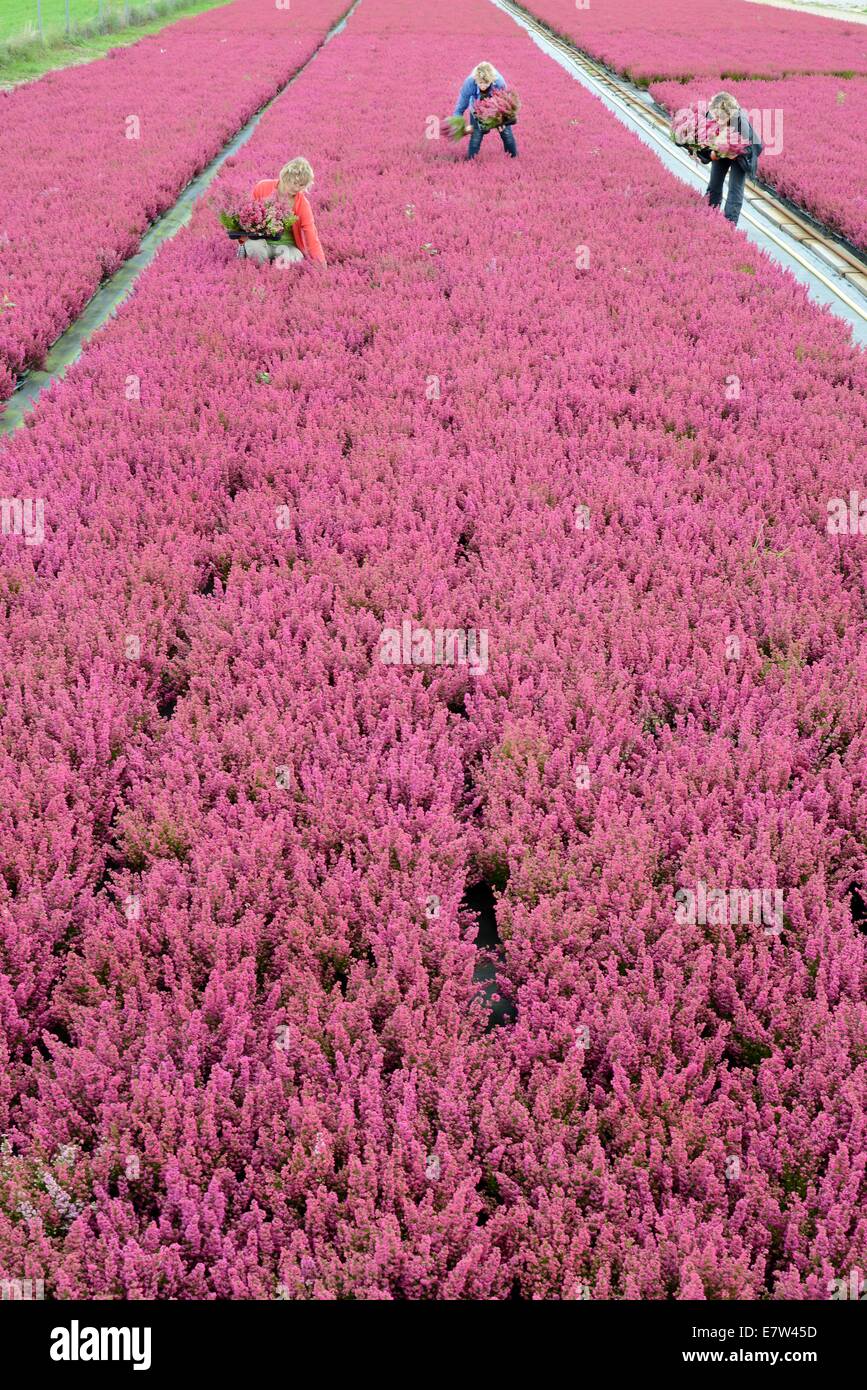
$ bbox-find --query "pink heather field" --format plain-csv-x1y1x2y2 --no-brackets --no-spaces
521,0,867,80
0,0,351,409
0,0,866,1336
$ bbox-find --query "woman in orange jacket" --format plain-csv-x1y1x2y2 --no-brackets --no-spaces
240,157,326,267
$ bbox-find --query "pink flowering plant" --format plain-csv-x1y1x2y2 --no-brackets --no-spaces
473,88,521,131
0,0,350,412
220,196,298,243
656,73,867,252
518,0,867,82
523,0,867,246
671,102,749,159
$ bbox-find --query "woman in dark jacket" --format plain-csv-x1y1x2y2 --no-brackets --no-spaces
701,91,763,226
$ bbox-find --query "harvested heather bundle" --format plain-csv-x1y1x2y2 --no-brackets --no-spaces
671,101,749,158
219,197,297,244
474,87,521,131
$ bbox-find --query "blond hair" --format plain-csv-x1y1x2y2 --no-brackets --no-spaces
278,157,314,194
474,62,496,86
709,91,740,121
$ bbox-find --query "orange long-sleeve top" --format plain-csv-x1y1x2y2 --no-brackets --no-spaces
252,179,326,266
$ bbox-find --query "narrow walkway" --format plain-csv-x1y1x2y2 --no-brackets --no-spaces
0,0,362,437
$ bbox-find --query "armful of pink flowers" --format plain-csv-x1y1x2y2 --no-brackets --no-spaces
441,88,521,140
219,196,298,244
670,102,750,160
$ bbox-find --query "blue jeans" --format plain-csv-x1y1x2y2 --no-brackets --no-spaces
467,116,518,160
706,157,746,225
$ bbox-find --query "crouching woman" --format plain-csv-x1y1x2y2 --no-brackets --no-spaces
241,157,326,266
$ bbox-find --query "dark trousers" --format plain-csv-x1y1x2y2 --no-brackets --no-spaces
706,157,746,225
467,116,518,160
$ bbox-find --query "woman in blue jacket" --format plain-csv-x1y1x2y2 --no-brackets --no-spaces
454,61,518,161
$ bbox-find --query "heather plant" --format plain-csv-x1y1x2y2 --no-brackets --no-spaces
219,196,297,243
0,0,865,1301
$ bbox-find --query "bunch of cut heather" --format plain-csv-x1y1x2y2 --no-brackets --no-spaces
710,122,750,158
671,101,718,154
442,114,469,141
219,195,297,242
671,101,749,159
474,87,521,131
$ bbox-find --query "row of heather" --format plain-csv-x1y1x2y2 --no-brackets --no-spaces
520,0,867,253
1,0,865,1297
516,0,867,82
0,0,351,410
